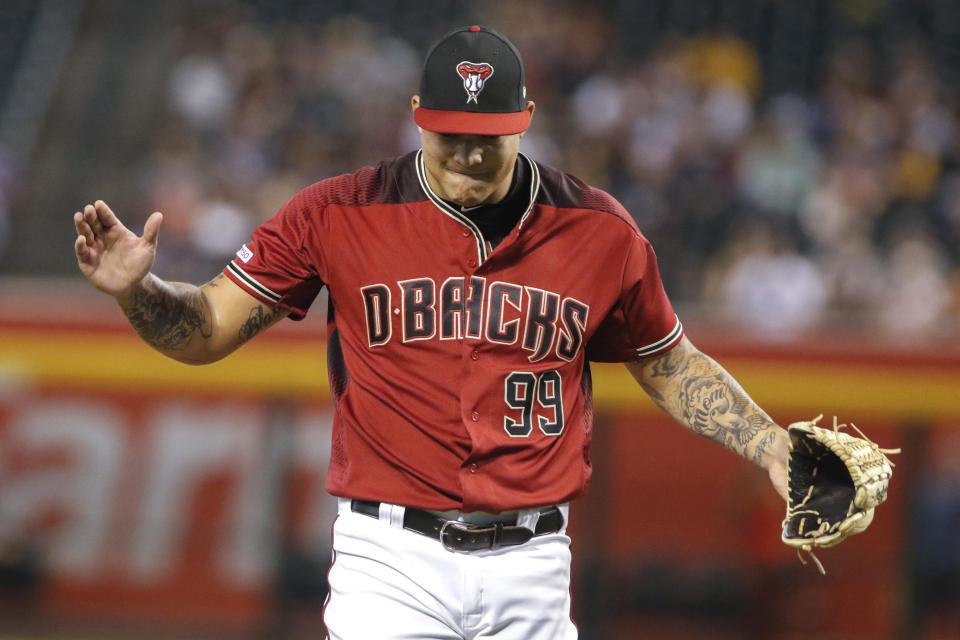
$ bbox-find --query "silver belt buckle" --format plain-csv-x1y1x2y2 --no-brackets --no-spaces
439,520,474,553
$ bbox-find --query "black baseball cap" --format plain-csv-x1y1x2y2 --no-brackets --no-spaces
414,25,531,136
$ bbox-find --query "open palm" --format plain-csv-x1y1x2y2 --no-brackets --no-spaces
74,200,163,298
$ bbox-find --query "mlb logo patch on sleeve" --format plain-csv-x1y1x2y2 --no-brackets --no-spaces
237,244,254,263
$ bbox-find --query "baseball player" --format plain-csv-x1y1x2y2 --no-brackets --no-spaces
74,26,790,639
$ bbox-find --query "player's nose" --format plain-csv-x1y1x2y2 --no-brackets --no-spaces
453,142,484,167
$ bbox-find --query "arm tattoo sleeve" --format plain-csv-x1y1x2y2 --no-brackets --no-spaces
634,340,778,463
119,276,212,351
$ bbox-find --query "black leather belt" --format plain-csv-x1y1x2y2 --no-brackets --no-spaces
350,500,564,552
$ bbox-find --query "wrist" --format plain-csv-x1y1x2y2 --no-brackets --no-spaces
115,273,154,307
759,427,790,470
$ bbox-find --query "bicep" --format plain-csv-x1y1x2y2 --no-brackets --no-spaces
201,274,289,356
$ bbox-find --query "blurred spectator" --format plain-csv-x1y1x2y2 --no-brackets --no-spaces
167,54,235,132
799,160,884,253
878,229,953,336
191,196,254,263
819,235,886,318
710,224,827,336
736,94,820,218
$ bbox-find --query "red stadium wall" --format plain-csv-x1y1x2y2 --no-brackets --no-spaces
1,294,958,638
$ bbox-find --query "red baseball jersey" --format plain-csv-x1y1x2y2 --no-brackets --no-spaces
223,150,682,512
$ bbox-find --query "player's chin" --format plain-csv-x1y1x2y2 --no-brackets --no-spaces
450,183,495,207
456,192,494,208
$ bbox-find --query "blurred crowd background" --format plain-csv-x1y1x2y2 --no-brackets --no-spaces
1,0,960,339
1,0,960,639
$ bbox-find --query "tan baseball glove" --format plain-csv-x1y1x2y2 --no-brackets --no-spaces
781,415,900,574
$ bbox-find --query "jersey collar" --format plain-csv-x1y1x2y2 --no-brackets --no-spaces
415,150,541,264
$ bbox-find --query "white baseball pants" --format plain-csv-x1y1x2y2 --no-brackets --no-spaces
323,498,578,639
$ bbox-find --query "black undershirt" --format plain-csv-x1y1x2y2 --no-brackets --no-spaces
444,157,529,250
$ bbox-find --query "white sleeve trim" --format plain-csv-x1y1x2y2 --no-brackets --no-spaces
635,315,683,358
226,262,282,303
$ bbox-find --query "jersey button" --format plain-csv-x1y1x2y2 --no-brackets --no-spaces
461,229,470,237
471,411,480,422
467,258,477,268
470,350,480,361
469,463,479,473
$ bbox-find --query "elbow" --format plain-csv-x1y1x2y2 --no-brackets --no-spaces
162,348,230,366
154,332,238,366
180,356,221,366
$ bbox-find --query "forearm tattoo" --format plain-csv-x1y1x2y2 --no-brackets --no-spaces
751,431,777,466
119,277,212,351
636,341,777,463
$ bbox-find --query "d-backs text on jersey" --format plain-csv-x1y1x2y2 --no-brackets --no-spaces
361,276,589,362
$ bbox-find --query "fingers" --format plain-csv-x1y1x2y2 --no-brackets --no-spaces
94,200,121,228
76,200,156,248
74,211,95,245
80,200,123,236
75,233,91,261
82,203,103,235
142,211,163,245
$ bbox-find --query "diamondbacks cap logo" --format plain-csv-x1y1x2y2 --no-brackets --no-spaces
456,61,494,104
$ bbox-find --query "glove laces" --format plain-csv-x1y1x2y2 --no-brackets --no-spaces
826,415,902,461
796,544,827,575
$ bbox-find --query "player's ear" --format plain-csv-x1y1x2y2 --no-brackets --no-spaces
520,101,535,137
411,95,421,112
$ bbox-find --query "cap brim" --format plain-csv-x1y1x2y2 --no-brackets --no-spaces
414,106,530,135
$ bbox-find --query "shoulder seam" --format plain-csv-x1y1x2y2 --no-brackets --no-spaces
532,160,642,237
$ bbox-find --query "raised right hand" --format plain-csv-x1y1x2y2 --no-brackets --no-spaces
74,200,163,299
